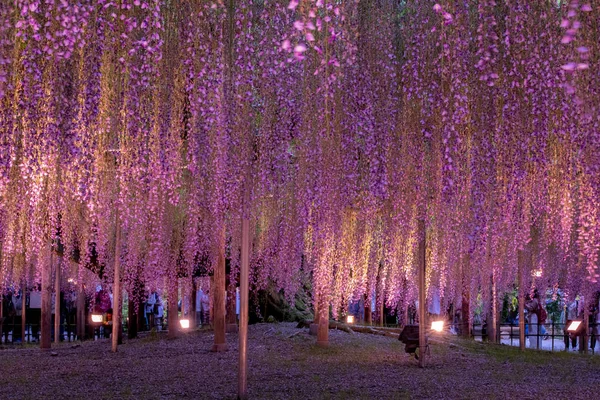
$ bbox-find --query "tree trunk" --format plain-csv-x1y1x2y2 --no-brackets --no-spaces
168,276,178,339
54,257,61,344
211,227,228,352
417,219,426,368
41,243,52,350
316,292,329,347
581,301,589,353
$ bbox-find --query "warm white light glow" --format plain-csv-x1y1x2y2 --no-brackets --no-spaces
532,269,542,278
67,278,75,283
180,319,190,329
91,314,103,323
346,315,355,324
567,320,582,332
431,320,444,332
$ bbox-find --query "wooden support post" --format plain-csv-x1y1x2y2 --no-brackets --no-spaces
364,293,372,325
77,282,85,340
54,257,61,344
111,209,122,353
190,278,197,328
41,243,52,350
581,301,589,353
0,291,3,343
418,219,426,368
518,250,525,351
461,256,471,339
226,277,238,333
238,216,250,400
168,276,178,339
128,298,137,340
21,280,27,344
212,227,228,352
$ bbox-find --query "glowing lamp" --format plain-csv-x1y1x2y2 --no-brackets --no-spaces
346,315,355,324
91,314,103,323
532,269,542,278
567,320,582,332
179,319,190,329
431,320,444,332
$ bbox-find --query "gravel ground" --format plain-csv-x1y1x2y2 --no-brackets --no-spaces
0,323,599,399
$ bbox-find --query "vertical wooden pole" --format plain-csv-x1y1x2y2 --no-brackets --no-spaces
168,276,178,339
490,272,498,343
460,255,471,339
238,216,250,399
418,219,426,368
0,289,3,343
54,258,61,344
111,209,122,353
581,301,589,353
212,227,228,352
21,280,27,343
77,281,85,340
364,293,372,325
518,250,525,351
41,243,52,349
226,278,238,332
190,278,197,328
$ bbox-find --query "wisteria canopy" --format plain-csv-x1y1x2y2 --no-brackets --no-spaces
0,0,599,320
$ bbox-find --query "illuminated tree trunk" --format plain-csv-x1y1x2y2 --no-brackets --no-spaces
211,227,228,352
518,250,525,351
41,243,52,350
54,257,61,344
310,289,319,336
316,291,329,347
168,276,178,339
111,208,122,353
418,219,426,368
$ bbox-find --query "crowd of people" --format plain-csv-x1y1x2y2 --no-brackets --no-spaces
0,285,214,343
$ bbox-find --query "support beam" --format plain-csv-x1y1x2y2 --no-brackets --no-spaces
54,257,61,344
518,250,525,351
111,209,122,353
21,280,27,344
168,276,178,339
238,216,250,400
77,282,86,340
211,227,228,352
418,219,426,368
41,243,52,350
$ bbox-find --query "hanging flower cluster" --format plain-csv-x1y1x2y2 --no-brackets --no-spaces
0,0,598,320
